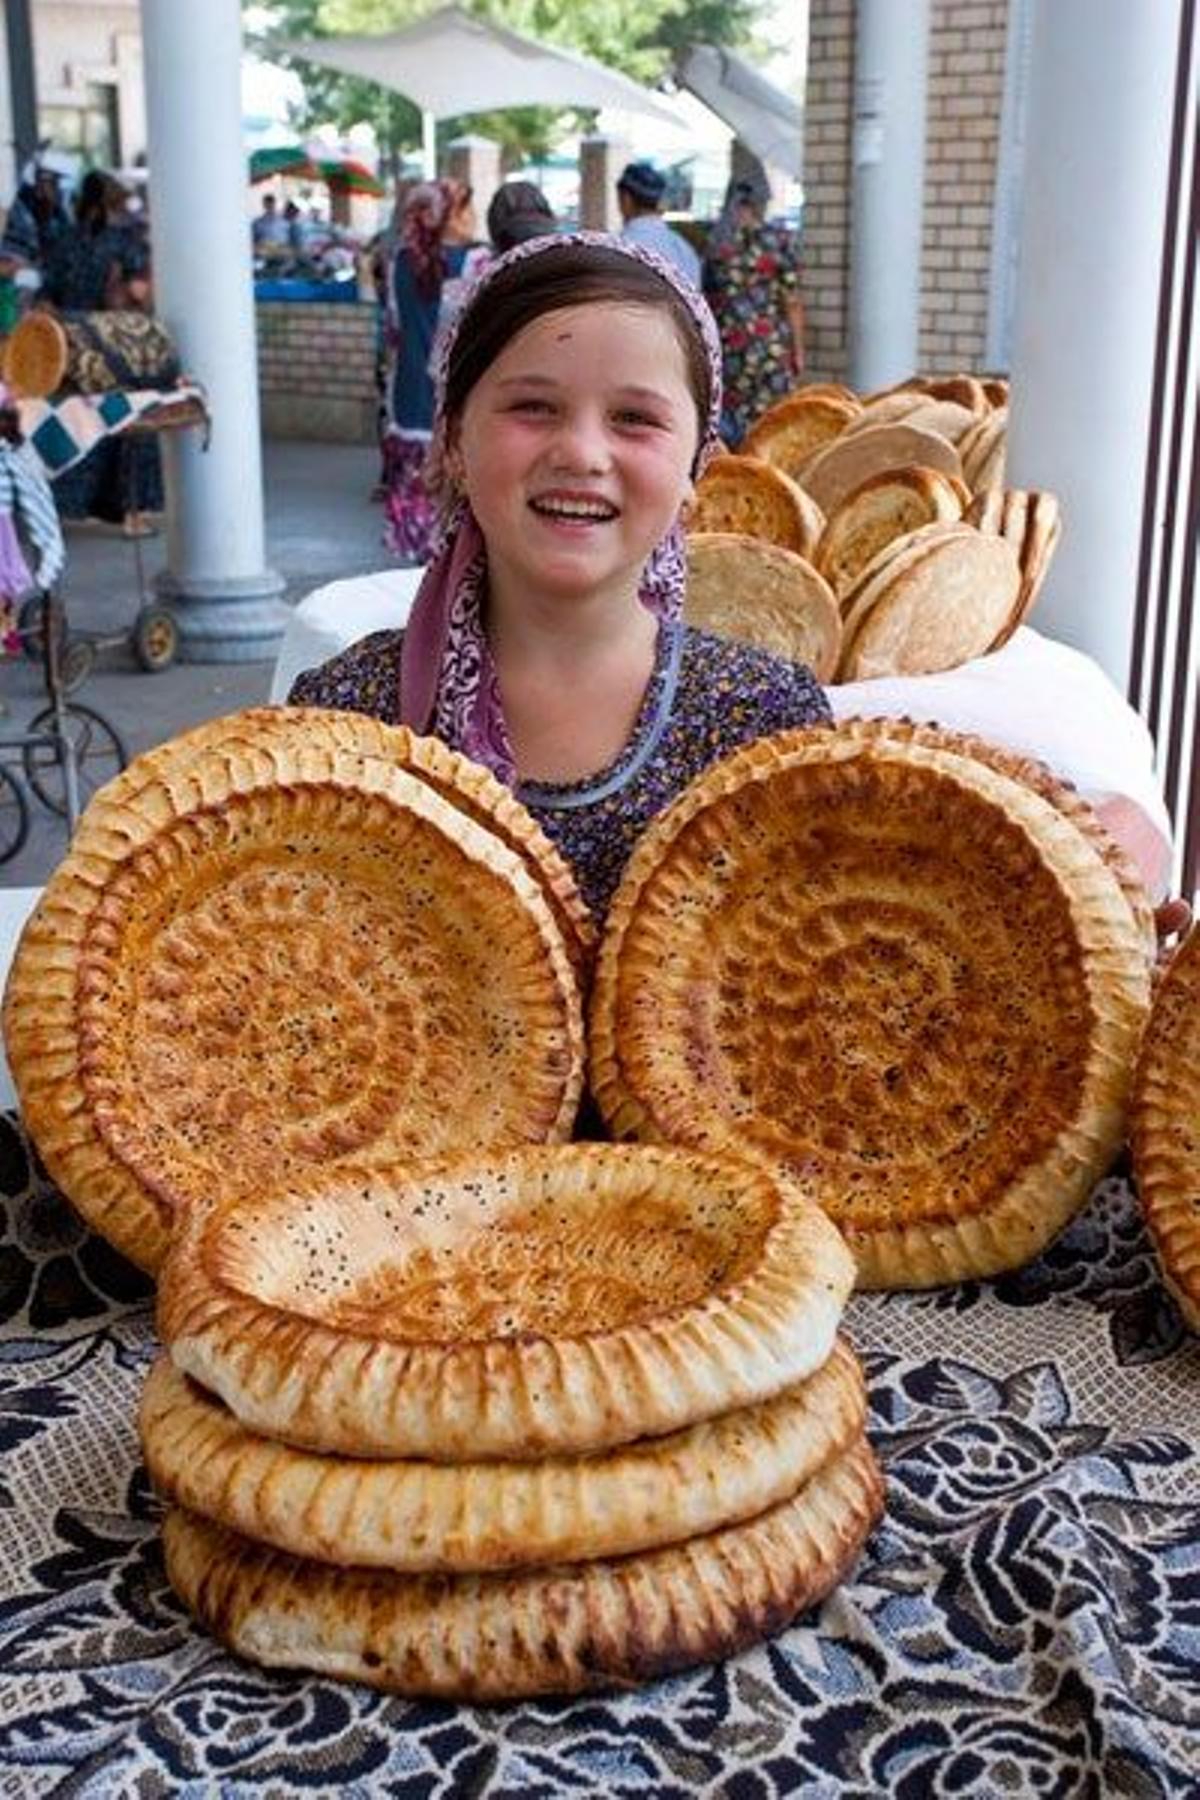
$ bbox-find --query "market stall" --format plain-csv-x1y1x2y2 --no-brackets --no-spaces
0,1121,1196,1791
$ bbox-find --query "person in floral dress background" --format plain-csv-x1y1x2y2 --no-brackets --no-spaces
702,173,805,447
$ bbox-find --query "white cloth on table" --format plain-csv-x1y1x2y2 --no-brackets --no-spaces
269,568,423,704
831,627,1174,898
271,587,1173,899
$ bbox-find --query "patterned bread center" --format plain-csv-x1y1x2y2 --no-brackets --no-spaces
77,785,572,1206
209,1163,771,1341
623,761,1092,1229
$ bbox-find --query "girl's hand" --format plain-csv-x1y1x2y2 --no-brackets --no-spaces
1154,897,1192,944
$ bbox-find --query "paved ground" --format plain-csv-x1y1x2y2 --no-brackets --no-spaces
0,438,386,888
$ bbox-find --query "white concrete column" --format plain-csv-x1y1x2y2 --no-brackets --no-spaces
1006,0,1181,690
847,0,931,391
140,0,287,662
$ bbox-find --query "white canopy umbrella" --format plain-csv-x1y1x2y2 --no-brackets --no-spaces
673,45,801,180
281,5,686,174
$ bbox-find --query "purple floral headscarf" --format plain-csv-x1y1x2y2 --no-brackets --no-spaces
397,230,724,784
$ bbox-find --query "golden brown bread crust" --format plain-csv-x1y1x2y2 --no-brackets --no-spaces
588,728,1151,1289
813,466,967,599
742,392,861,479
3,746,584,1273
161,1433,884,1700
991,491,1063,650
798,424,962,515
76,707,596,977
959,410,1008,492
832,718,1157,963
140,1338,868,1570
684,533,841,678
1130,927,1200,1329
687,455,816,553
157,1142,857,1458
837,529,1021,680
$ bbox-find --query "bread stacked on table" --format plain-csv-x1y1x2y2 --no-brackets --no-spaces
140,1143,882,1699
684,372,1061,683
1131,923,1200,1329
3,707,592,1273
2,709,884,1698
589,721,1154,1290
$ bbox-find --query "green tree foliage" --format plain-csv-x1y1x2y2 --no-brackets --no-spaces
250,0,774,164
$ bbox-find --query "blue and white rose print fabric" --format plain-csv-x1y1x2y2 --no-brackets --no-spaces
1,1114,1197,1798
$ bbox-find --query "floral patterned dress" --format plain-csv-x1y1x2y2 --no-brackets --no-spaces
703,222,802,446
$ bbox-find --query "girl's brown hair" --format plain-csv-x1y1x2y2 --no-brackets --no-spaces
442,242,711,450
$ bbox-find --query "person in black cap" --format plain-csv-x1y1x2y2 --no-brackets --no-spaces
616,160,700,288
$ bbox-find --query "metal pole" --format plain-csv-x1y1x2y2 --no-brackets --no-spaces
4,0,37,168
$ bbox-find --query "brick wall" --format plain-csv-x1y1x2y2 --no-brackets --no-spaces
919,0,1007,370
802,0,856,380
802,0,1008,381
256,301,378,443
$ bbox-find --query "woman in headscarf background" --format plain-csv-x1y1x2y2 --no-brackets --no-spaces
381,178,483,564
291,232,830,922
702,171,804,447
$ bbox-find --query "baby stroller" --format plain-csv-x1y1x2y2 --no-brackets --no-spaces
0,426,125,860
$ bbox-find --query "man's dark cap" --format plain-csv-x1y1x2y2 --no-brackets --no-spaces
617,161,666,206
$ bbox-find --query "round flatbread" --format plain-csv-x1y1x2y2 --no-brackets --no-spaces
140,1339,868,1570
588,728,1151,1289
742,392,861,479
915,374,989,415
4,745,584,1273
960,410,1008,491
814,466,967,599
687,455,817,553
836,521,979,654
157,1142,856,1458
76,707,596,978
1130,927,1200,1329
991,491,1063,649
832,717,1157,962
161,1434,884,1699
839,529,1021,680
685,534,841,678
846,397,977,444
798,424,962,515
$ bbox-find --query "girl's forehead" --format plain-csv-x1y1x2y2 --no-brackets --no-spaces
501,301,687,356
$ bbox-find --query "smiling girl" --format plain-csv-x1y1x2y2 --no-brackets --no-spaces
289,233,832,921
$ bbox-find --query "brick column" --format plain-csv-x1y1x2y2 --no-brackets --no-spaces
802,0,856,380
919,0,1008,372
579,135,631,232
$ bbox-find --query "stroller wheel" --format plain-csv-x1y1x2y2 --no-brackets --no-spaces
17,593,63,661
134,606,179,671
0,765,29,863
23,702,127,817
61,638,96,694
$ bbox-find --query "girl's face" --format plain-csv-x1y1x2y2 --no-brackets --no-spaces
449,301,700,612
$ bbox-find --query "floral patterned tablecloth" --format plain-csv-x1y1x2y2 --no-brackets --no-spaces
1,1109,1197,1799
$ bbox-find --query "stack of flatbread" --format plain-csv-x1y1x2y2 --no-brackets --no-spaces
1131,924,1200,1330
2,707,593,1272
686,374,1061,682
3,710,884,1696
141,1143,882,1697
589,721,1154,1290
